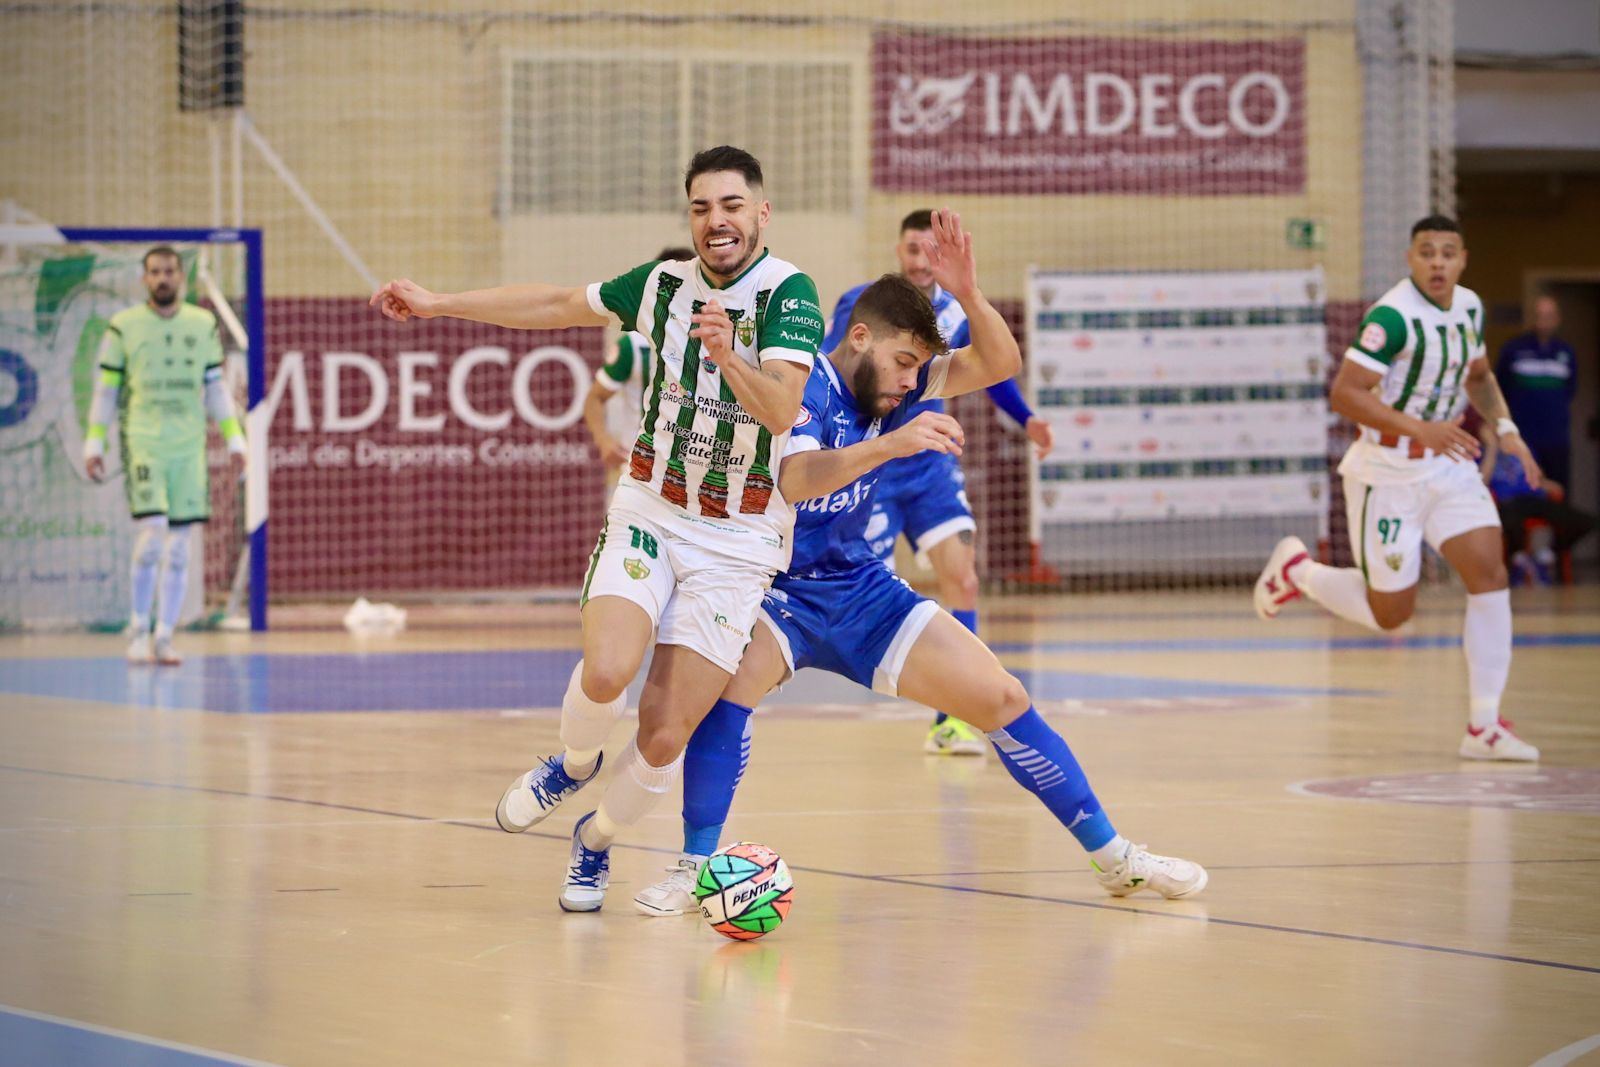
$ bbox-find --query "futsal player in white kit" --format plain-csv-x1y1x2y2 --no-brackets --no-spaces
372,145,826,909
1254,214,1543,761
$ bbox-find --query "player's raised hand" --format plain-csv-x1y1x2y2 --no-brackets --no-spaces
921,208,978,301
1025,415,1056,459
1412,415,1481,463
1497,429,1544,490
887,410,965,459
690,300,735,367
370,279,440,321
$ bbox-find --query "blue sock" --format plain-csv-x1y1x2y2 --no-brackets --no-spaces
987,707,1117,852
932,611,980,728
681,698,752,857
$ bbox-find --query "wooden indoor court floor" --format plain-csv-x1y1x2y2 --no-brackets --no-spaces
1,587,1597,1067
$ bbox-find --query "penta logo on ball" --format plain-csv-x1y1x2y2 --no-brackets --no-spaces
262,345,590,434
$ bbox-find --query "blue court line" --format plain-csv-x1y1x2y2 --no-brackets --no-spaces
4,762,1595,978
989,632,1600,655
0,1004,278,1067
0,650,1366,713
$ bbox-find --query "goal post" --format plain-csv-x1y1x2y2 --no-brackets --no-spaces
0,224,267,631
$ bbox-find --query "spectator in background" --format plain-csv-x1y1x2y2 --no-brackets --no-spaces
1497,294,1578,487
1478,420,1597,586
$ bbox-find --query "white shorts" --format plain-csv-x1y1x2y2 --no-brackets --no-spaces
579,492,778,675
1344,459,1500,593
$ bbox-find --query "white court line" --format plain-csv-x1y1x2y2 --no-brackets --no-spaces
0,816,490,834
1531,1035,1600,1067
0,1003,280,1067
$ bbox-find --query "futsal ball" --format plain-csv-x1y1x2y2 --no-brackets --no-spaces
694,841,794,941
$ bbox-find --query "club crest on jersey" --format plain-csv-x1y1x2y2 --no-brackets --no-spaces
1385,553,1403,572
624,558,650,580
735,315,756,347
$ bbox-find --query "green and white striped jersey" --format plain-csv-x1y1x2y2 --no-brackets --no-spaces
585,250,824,551
1339,277,1486,485
596,331,654,443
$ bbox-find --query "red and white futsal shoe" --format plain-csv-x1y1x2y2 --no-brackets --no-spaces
1459,719,1540,762
1253,535,1309,621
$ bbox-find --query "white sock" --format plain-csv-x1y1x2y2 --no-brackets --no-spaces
1294,560,1381,632
582,737,682,850
156,525,193,639
1464,589,1512,731
130,516,166,625
559,660,627,776
1089,835,1131,870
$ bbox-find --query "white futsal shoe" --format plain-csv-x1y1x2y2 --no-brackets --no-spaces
153,635,182,666
634,857,702,917
1253,536,1309,621
1093,844,1209,899
1459,720,1540,762
495,752,604,833
126,633,154,665
559,812,610,913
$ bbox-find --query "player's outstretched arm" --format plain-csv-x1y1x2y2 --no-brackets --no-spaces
778,411,964,503
1464,354,1542,489
1328,358,1479,462
370,278,608,330
920,210,1021,398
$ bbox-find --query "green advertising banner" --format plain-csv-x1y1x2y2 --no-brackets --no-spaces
0,248,157,628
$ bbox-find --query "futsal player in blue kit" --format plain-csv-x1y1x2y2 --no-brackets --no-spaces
824,210,1057,756
634,210,1207,915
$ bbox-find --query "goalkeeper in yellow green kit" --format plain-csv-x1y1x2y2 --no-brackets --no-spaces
83,247,246,665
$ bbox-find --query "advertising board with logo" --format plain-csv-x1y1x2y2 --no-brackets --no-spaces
874,34,1305,195
1027,269,1328,549
263,300,607,594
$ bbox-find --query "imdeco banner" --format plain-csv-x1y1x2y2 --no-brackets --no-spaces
873,34,1306,195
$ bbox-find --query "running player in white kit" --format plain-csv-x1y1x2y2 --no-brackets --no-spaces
1254,215,1543,761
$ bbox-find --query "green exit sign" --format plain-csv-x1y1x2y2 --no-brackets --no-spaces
1287,218,1325,250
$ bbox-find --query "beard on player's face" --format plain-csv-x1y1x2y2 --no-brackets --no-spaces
696,216,761,280
850,349,908,418
148,282,178,308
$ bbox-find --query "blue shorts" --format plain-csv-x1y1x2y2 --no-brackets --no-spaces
759,562,941,695
868,452,975,565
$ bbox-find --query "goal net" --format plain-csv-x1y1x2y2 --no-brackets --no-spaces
0,1,1457,619
0,226,259,630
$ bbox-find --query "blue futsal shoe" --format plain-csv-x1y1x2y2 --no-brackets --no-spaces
495,752,603,833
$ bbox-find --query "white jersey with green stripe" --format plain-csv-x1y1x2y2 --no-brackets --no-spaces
597,331,654,442
584,250,824,568
1338,277,1487,485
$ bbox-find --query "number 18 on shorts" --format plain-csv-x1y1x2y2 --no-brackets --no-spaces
579,496,778,675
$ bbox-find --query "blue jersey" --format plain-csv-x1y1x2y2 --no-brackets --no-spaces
783,353,952,577
1496,332,1576,450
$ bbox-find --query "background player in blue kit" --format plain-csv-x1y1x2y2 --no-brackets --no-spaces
824,209,1057,756
635,210,1206,916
